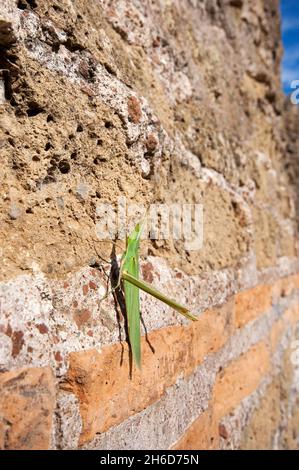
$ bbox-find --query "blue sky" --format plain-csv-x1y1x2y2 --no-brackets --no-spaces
281,0,299,94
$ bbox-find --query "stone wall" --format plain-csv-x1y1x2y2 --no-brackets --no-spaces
0,0,299,449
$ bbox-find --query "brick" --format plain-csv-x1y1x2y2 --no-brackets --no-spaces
0,367,55,450
212,341,270,418
241,347,295,449
62,300,234,444
270,303,299,353
234,284,272,329
284,303,299,327
271,279,283,304
240,376,282,449
272,275,299,303
173,341,270,449
281,400,299,449
173,408,219,450
280,274,299,297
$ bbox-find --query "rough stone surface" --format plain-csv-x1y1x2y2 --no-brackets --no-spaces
0,0,299,450
0,366,55,450
1,0,297,282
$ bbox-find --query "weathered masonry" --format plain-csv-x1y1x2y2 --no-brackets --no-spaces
1,0,299,449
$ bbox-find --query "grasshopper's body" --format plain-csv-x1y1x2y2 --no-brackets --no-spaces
120,222,197,369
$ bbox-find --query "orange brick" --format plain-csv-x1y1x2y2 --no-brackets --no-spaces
62,300,234,444
212,341,270,418
173,408,219,450
281,274,299,296
173,341,271,450
0,367,55,450
234,284,272,329
174,306,299,451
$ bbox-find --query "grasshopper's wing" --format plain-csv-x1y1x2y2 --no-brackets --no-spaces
122,223,143,369
123,255,141,369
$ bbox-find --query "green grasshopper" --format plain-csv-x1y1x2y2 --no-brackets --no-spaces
118,221,197,369
99,221,197,368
